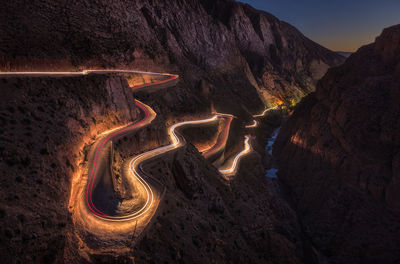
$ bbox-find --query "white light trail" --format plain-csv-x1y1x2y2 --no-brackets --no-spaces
219,135,252,176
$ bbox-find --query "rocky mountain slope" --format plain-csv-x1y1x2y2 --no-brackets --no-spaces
0,73,308,263
0,0,344,116
0,74,141,263
0,0,348,263
274,25,400,263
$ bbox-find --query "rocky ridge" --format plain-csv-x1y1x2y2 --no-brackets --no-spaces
0,0,344,117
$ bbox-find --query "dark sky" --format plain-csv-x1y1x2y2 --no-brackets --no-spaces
239,0,400,51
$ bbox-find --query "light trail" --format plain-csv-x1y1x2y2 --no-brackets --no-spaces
0,69,177,222
0,69,178,91
217,105,282,177
203,114,234,159
245,120,258,128
82,70,179,91
218,135,252,176
79,71,180,221
195,114,253,177
98,115,220,221
85,110,219,221
1,69,256,222
252,106,278,118
130,74,178,91
86,100,157,220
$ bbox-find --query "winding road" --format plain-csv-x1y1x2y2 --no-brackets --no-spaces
216,106,279,176
218,135,252,176
202,114,234,160
1,69,260,223
245,120,258,128
86,99,157,221
0,69,179,92
100,114,221,221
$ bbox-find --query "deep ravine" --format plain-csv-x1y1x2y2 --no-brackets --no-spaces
265,127,280,179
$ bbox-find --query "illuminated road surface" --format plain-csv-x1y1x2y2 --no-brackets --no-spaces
218,135,252,176
216,106,280,177
203,114,234,160
86,100,157,221
0,70,177,222
253,106,278,118
245,120,258,128
0,69,178,92
1,70,256,221
197,114,254,178
96,114,220,221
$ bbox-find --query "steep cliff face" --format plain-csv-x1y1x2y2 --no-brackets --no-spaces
0,74,140,263
274,25,400,263
0,0,344,115
132,144,305,264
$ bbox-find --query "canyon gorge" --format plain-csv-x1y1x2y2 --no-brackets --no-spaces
274,24,400,264
0,0,398,264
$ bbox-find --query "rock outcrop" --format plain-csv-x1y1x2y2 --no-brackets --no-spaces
0,0,344,116
274,25,400,263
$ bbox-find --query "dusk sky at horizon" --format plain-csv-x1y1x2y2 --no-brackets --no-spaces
239,0,400,52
